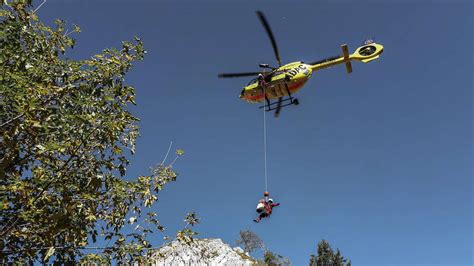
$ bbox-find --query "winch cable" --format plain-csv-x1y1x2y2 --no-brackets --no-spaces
262,84,268,193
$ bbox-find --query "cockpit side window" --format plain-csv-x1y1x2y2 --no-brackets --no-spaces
247,78,258,86
264,71,285,82
272,70,285,76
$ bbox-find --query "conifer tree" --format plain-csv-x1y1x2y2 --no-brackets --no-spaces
309,239,351,266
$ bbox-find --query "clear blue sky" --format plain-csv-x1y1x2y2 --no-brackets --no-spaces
39,1,472,265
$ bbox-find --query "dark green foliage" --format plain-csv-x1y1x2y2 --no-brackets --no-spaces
309,239,351,266
264,250,291,266
264,250,279,265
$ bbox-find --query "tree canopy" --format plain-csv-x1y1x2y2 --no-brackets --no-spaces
236,230,264,254
0,1,185,263
309,239,351,266
235,230,290,265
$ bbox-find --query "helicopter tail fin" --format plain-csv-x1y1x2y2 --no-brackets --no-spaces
341,44,352,74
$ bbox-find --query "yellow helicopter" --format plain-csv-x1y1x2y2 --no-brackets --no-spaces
218,11,384,117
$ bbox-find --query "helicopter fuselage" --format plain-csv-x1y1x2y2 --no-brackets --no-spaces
239,42,384,104
240,62,313,103
218,11,384,116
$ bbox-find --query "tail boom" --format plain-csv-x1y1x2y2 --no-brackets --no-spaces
309,42,384,73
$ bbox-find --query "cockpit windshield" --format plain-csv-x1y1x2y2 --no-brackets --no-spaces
247,78,258,86
247,70,286,86
264,70,285,82
270,71,285,77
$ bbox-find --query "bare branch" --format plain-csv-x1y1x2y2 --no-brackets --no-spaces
33,0,47,14
1,113,24,128
160,141,173,165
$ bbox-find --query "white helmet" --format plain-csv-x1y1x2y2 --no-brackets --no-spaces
268,198,273,203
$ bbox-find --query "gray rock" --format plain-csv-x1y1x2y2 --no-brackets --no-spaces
146,238,258,266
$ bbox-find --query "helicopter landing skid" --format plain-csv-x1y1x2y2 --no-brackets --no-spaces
259,97,299,112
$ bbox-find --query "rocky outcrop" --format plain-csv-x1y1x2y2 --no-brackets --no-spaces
147,238,258,265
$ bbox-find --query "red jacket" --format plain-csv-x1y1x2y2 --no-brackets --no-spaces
265,202,280,214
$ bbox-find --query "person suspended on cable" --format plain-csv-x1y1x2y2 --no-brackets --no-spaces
253,192,280,223
257,73,269,87
253,198,280,223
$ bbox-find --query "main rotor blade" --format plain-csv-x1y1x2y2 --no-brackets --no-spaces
218,72,262,78
274,97,283,118
256,11,282,66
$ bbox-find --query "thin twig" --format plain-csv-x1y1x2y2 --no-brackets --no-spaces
1,245,166,254
64,29,77,38
0,113,24,128
2,0,14,11
169,155,180,167
33,0,47,14
160,141,173,165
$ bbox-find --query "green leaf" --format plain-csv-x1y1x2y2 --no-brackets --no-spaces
104,96,114,102
73,24,81,33
0,9,9,18
44,246,55,262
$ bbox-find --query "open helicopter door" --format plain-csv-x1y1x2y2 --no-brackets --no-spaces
341,44,352,74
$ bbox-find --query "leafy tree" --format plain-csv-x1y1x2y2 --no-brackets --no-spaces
236,230,264,254
309,239,351,266
235,230,290,265
175,212,200,245
0,1,187,263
